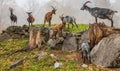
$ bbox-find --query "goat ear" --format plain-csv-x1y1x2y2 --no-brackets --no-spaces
9,7,13,10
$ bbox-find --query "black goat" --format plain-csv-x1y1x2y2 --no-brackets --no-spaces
59,14,78,29
81,1,118,27
9,7,17,26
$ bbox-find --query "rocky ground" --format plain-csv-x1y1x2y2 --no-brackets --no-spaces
0,24,120,71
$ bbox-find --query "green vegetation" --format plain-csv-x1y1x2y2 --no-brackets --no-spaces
34,23,88,33
64,24,88,33
0,24,110,71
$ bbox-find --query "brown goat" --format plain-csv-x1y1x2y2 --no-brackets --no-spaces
43,6,57,27
26,12,35,27
88,22,120,50
50,23,66,39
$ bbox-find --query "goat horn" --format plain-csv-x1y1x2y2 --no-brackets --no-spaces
83,1,91,6
51,6,56,10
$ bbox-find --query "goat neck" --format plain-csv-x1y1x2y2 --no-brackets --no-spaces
28,14,33,18
10,10,13,15
85,6,91,13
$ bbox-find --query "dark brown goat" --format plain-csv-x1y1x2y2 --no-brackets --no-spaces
26,12,35,27
88,22,120,50
43,6,57,27
9,7,17,26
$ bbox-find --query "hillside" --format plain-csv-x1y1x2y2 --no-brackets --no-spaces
0,24,119,71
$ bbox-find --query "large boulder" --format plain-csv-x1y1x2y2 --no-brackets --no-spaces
62,32,77,52
90,34,120,68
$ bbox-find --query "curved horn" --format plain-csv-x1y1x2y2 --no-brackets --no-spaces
83,1,91,6
51,6,56,10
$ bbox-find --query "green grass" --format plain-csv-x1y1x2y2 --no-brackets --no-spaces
34,23,89,34
64,24,88,33
0,24,110,71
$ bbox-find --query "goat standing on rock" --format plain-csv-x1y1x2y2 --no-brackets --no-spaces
26,12,35,27
81,1,118,27
50,23,66,39
9,7,17,26
44,6,57,27
81,42,91,63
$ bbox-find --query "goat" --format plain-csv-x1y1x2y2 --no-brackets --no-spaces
81,1,118,27
44,6,57,27
9,7,17,26
59,14,78,29
81,42,91,63
50,23,66,39
26,12,35,27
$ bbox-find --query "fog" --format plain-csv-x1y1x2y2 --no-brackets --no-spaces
0,0,120,33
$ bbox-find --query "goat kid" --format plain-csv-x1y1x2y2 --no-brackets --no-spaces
44,6,57,27
26,12,35,27
50,23,66,39
9,7,17,26
81,1,118,27
81,42,91,63
59,14,78,29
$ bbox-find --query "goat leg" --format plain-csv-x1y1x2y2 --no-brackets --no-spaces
87,53,91,64
95,17,98,23
43,20,46,26
49,21,51,27
68,23,70,29
83,56,86,63
74,21,78,28
110,19,113,27
72,23,74,28
29,23,30,27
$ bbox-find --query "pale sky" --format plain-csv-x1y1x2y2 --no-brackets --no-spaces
15,0,50,8
110,0,116,3
15,0,117,9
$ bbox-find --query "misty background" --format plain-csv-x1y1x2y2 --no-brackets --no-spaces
0,0,120,33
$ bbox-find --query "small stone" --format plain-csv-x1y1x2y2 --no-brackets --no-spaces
81,64,88,68
50,54,57,59
54,61,62,68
